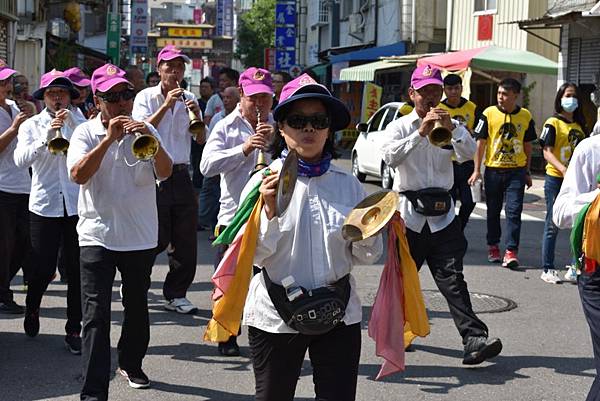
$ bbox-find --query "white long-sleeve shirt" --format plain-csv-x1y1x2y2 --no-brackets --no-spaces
132,84,200,165
242,158,383,333
199,106,273,227
14,107,86,217
66,114,172,251
382,109,476,233
0,99,31,194
553,135,600,229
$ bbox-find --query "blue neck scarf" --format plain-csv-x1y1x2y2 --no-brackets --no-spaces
281,149,332,177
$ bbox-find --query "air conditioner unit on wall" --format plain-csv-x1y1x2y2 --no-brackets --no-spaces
348,13,364,36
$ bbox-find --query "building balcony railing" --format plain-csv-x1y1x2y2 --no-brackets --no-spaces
0,0,17,21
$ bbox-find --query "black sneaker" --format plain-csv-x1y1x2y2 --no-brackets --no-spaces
0,300,24,314
218,335,240,357
64,333,82,355
117,367,150,389
463,336,502,365
24,309,40,337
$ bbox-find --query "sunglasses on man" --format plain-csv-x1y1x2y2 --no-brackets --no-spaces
97,88,136,103
285,113,330,130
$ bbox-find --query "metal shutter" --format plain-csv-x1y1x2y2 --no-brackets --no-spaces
0,20,8,61
568,37,600,85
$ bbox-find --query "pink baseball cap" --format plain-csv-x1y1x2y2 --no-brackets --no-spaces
273,73,350,131
64,67,91,88
157,45,191,64
91,64,131,93
32,69,80,100
0,59,17,81
238,67,273,96
411,64,443,90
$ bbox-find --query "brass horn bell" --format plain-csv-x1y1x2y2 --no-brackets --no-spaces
342,190,399,242
47,129,69,155
429,121,453,147
131,132,159,161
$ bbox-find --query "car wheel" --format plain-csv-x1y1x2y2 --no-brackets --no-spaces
352,153,366,182
381,163,393,189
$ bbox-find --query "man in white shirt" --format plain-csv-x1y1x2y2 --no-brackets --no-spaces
200,67,274,356
68,63,172,399
203,67,239,127
133,45,203,314
553,135,600,401
382,65,502,365
14,69,86,352
0,61,32,314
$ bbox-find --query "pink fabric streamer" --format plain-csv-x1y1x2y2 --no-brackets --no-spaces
211,223,246,300
368,216,406,380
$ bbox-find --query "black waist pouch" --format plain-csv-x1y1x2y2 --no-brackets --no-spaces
402,187,452,216
262,269,351,335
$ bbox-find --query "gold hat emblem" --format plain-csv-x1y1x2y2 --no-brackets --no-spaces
50,69,62,76
422,66,432,77
0,60,5,68
299,76,316,86
253,70,265,80
106,65,117,76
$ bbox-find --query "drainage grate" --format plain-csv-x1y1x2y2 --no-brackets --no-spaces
422,289,517,314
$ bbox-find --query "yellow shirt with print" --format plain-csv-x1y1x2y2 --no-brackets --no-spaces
439,98,477,131
399,102,414,116
473,106,537,168
539,115,586,178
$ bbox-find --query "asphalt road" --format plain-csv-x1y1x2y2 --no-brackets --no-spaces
0,156,594,401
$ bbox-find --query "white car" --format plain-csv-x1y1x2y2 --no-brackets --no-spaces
351,102,410,189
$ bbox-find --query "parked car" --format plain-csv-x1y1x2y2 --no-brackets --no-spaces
351,102,412,189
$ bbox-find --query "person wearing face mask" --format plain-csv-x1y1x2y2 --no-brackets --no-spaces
539,83,587,284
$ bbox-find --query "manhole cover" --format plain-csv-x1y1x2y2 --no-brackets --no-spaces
422,290,517,314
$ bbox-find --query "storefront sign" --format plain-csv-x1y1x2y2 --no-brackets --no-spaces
156,38,213,49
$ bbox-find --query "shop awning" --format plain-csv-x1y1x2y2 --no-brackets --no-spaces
339,53,439,81
329,41,407,64
417,45,558,75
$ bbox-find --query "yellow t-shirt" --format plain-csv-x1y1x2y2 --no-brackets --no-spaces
439,98,477,131
474,105,537,168
399,103,414,116
539,115,586,177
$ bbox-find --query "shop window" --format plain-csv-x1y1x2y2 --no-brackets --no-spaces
474,0,496,14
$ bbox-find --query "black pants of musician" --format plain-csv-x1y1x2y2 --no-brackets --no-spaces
579,267,600,401
27,212,81,334
451,160,476,231
155,165,198,300
406,217,488,343
0,191,31,304
80,246,154,401
248,323,361,401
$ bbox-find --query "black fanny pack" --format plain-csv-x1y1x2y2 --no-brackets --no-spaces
402,187,452,216
262,269,350,335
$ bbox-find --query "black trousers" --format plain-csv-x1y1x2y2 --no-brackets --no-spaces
451,160,476,231
248,323,361,401
155,166,198,300
579,267,600,401
80,246,154,401
0,191,31,303
28,212,81,334
406,217,488,343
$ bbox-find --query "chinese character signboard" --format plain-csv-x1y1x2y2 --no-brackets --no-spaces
130,0,148,54
156,38,213,49
275,1,296,71
217,0,234,37
106,12,120,65
361,82,382,122
168,28,203,37
264,48,275,70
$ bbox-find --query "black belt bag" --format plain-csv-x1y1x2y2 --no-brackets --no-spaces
262,269,350,336
402,187,452,216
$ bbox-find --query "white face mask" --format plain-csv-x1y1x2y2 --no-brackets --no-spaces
561,97,578,113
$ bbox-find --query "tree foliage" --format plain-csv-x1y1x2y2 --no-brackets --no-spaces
235,0,275,68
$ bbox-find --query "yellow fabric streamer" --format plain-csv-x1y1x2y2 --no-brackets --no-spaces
395,222,430,347
204,196,264,342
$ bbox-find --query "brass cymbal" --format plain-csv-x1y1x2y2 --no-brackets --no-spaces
276,149,298,216
342,190,399,242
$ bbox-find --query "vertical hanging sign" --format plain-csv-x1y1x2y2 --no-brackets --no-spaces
275,2,296,71
106,12,121,65
130,0,149,55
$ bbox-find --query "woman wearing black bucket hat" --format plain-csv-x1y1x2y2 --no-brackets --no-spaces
240,74,383,401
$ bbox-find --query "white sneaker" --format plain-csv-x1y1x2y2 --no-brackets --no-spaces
540,270,562,284
563,265,578,283
164,297,198,314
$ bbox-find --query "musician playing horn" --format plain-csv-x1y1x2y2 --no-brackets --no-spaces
132,45,202,315
200,66,274,356
381,65,502,365
67,64,172,398
0,60,32,315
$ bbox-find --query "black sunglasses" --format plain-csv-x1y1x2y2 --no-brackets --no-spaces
285,113,330,130
98,89,136,103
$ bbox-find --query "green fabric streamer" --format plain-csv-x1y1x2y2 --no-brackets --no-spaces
212,181,262,246
570,202,592,269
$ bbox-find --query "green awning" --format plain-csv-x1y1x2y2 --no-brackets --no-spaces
339,60,412,81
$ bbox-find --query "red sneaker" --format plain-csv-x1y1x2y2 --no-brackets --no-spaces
487,245,501,263
502,250,519,268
